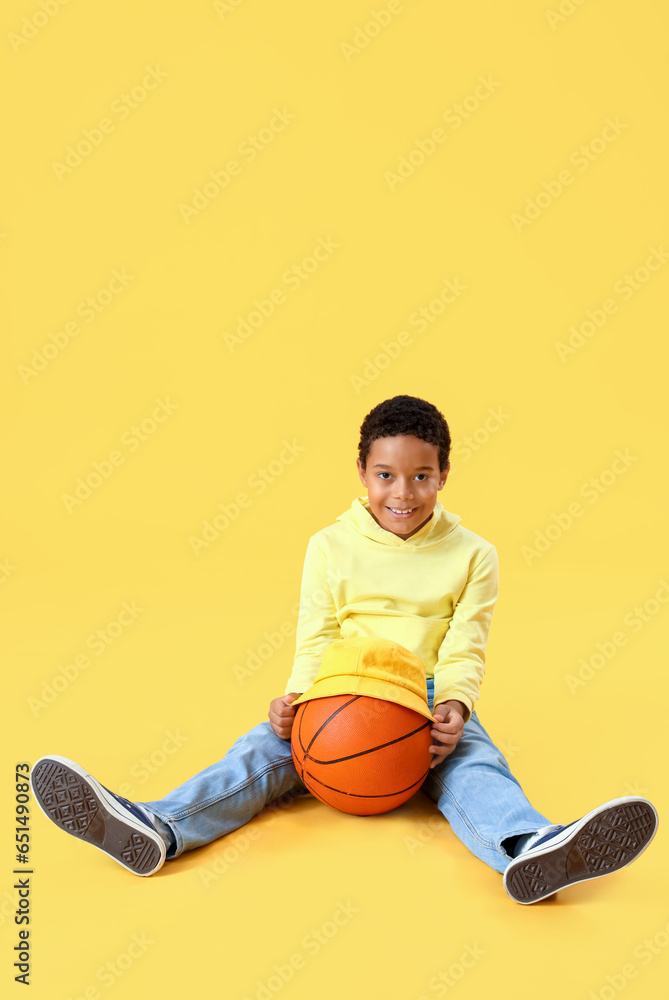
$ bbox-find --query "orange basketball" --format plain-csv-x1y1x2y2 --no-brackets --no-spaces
291,693,433,815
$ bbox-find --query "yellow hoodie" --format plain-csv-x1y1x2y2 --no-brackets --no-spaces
283,495,499,724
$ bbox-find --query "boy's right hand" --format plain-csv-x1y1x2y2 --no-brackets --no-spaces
268,692,302,740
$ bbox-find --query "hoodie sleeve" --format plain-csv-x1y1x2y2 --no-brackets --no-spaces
284,535,342,695
432,545,499,724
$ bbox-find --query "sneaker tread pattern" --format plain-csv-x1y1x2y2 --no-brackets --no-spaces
31,759,162,875
506,801,656,902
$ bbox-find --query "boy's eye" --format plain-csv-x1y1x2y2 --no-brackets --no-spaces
377,472,429,480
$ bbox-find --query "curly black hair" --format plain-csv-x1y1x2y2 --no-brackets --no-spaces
358,395,451,472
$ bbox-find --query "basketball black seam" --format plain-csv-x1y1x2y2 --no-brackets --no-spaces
302,765,432,799
303,695,362,754
296,697,312,755
293,699,433,804
304,719,432,765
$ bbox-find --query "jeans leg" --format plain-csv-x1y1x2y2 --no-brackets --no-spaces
136,720,309,859
421,680,555,874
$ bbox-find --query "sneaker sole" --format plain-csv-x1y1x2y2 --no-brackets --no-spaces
30,755,166,877
503,796,658,904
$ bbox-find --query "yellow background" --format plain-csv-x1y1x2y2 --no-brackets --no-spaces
2,0,668,997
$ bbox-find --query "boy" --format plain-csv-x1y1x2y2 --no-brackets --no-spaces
31,394,658,903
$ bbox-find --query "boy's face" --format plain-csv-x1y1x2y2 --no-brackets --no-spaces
356,435,449,540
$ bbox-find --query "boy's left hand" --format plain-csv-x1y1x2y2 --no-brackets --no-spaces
429,702,465,768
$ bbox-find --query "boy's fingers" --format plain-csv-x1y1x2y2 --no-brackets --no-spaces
431,732,458,745
274,698,296,715
431,721,459,735
429,743,455,765
278,695,299,714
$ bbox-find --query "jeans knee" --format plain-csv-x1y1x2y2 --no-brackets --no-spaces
240,719,283,744
229,720,296,769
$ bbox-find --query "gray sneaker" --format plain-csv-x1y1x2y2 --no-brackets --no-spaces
30,755,167,876
503,795,658,904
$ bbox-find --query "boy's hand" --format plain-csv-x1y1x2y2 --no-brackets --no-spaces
429,701,465,768
268,692,302,740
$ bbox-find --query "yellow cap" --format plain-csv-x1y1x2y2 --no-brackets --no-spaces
291,636,435,721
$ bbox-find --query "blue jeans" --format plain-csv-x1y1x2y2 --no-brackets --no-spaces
138,679,555,875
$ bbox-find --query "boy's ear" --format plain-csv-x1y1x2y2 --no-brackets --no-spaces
356,458,367,485
438,463,450,489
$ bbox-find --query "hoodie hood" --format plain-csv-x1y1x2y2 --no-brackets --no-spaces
335,495,462,548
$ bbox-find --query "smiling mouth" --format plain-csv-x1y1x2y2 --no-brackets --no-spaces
386,506,418,516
